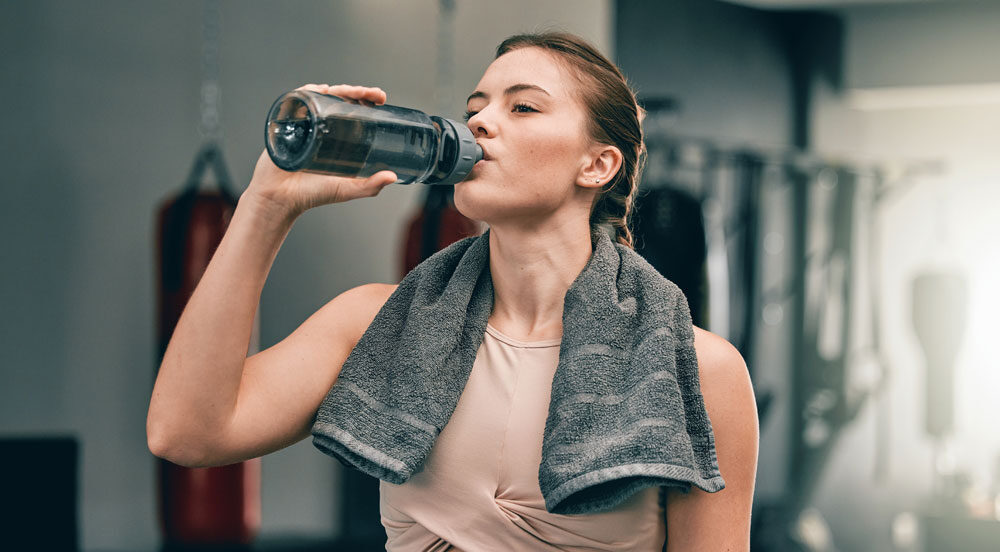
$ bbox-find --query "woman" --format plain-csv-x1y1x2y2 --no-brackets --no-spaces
147,31,758,551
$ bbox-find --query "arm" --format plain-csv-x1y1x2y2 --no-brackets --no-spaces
146,184,396,467
665,327,759,552
146,191,298,466
146,83,398,468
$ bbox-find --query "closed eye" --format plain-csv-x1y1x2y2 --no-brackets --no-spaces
463,103,538,122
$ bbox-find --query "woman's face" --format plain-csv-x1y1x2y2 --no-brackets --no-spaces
455,47,597,227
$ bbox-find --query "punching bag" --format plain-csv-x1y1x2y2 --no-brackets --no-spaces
912,269,968,439
153,144,261,548
632,186,708,327
401,185,482,276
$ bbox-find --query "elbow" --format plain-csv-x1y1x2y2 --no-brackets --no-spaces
146,407,169,459
146,418,213,468
146,422,168,460
146,420,183,464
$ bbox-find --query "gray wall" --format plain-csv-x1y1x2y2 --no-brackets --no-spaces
0,1,610,550
615,0,793,148
809,2,1000,551
842,0,1000,88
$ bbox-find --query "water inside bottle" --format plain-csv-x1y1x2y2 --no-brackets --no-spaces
267,114,439,184
268,118,313,161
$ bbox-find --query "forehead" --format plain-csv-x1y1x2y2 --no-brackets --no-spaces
471,47,578,101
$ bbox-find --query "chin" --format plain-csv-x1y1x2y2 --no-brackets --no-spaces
452,180,495,224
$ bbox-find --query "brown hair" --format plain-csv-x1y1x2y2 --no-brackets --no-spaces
496,31,644,249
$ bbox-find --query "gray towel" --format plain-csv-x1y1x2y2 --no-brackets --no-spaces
311,228,725,514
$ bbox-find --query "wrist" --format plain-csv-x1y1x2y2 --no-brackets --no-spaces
238,189,301,229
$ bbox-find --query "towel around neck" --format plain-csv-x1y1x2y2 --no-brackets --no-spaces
312,228,725,515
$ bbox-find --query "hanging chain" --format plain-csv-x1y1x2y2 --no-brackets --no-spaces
435,0,456,118
199,0,222,142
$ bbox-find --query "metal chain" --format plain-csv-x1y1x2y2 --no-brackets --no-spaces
435,0,456,118
199,0,222,141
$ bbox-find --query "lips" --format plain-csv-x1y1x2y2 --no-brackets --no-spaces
478,143,493,161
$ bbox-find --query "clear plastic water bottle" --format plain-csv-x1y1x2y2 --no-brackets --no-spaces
265,89,482,186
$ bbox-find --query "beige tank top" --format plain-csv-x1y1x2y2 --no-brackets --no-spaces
379,322,666,551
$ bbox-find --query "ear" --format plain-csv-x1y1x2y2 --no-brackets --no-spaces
577,144,623,190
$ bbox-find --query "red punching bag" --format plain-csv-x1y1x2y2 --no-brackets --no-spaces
401,185,482,277
153,144,261,547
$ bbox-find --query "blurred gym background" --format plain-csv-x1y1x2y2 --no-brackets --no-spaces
1,0,997,550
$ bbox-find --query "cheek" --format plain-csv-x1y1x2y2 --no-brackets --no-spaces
513,128,584,182
454,119,589,221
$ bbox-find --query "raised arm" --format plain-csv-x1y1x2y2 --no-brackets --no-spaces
146,84,399,467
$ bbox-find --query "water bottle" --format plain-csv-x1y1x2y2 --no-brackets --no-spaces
264,89,482,186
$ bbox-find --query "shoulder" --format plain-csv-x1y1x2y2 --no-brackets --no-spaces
332,283,399,342
360,282,399,304
690,324,758,491
691,326,749,391
662,326,758,548
335,282,398,312
358,283,399,316
690,325,757,442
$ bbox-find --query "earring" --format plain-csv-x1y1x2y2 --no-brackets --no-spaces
595,178,600,184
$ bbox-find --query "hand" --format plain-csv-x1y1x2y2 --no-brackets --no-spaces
246,84,398,218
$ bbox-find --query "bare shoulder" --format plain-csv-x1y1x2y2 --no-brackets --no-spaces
689,324,757,438
365,282,399,300
664,325,758,549
357,282,398,311
691,326,751,394
336,283,398,339
366,283,399,316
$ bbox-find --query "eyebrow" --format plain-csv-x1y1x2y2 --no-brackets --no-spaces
466,83,551,104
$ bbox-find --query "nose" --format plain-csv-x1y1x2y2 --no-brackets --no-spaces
466,110,493,138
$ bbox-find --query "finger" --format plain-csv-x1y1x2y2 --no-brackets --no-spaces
357,87,386,105
360,87,387,105
326,84,387,105
368,170,398,188
295,83,326,93
324,84,359,98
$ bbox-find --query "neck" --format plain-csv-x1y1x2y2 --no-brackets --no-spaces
485,221,596,341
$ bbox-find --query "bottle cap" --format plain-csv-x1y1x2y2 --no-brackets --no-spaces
429,117,483,186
